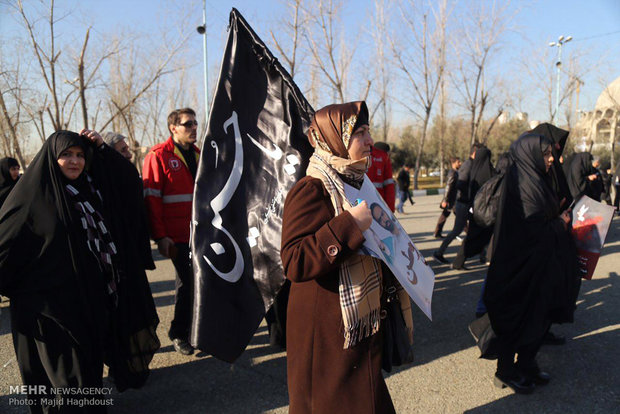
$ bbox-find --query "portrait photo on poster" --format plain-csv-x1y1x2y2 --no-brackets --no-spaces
344,176,435,320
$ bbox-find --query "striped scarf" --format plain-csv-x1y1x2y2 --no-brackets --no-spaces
306,149,383,348
65,175,119,306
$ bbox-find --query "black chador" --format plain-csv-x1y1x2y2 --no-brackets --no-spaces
0,131,160,413
484,133,580,378
0,157,19,208
566,152,601,201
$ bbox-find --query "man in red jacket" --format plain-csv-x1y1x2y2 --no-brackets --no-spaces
143,107,200,355
367,145,395,212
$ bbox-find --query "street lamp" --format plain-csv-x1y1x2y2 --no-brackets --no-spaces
196,0,209,125
549,35,572,123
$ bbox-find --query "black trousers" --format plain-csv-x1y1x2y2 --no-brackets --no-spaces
168,243,194,340
452,219,490,268
437,201,469,255
265,280,290,349
434,208,452,237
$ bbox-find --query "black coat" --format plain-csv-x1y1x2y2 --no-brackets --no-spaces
442,168,458,208
456,148,494,205
484,133,580,349
397,169,410,191
459,148,495,258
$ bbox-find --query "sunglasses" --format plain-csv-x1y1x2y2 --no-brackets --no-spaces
178,120,198,128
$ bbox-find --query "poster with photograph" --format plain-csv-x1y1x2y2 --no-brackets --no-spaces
571,195,616,280
344,176,435,320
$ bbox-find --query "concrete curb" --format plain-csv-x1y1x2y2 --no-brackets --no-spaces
412,188,445,197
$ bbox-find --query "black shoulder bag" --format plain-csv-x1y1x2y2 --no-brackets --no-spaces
381,268,414,373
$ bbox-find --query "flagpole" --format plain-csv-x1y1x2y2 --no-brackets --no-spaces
197,0,209,124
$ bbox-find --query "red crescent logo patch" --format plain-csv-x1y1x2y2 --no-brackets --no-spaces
169,158,182,171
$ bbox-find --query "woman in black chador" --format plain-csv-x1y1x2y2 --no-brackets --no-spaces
484,133,579,394
565,152,602,201
0,156,20,208
0,130,160,413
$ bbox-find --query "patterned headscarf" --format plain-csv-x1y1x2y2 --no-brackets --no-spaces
307,101,371,185
305,102,384,348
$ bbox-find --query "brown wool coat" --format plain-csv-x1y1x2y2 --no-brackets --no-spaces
281,176,395,414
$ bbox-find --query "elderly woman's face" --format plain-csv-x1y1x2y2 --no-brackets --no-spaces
57,146,85,180
114,139,132,160
347,124,373,160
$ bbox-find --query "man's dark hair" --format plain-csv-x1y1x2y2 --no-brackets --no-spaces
167,107,196,133
449,156,460,164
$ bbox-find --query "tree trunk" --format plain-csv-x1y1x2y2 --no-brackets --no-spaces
0,91,26,166
413,110,431,190
78,28,90,129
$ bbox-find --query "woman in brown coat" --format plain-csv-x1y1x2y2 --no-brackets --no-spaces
281,102,413,414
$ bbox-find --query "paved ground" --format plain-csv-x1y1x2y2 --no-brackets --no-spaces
1,194,619,413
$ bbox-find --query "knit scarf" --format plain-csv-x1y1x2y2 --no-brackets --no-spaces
65,174,119,306
306,148,383,348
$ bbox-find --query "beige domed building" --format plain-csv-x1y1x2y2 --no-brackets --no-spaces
574,76,620,153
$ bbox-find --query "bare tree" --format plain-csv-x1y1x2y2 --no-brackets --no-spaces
522,45,583,126
16,0,66,130
369,0,391,142
0,86,26,165
0,51,23,162
451,0,515,146
303,0,354,103
98,34,189,134
14,0,117,135
100,34,189,166
389,0,447,189
270,0,306,79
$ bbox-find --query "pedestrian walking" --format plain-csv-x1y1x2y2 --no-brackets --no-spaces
483,133,580,394
396,165,411,214
433,143,483,264
434,157,461,238
281,101,413,414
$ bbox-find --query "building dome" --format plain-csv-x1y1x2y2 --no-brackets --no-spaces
595,76,620,109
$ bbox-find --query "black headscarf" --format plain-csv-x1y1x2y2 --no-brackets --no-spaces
468,146,494,201
0,132,92,294
0,156,19,185
530,123,572,207
566,152,600,201
0,131,159,391
511,134,558,220
484,133,579,349
0,157,19,208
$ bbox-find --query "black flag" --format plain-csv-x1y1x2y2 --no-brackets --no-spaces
190,8,314,362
